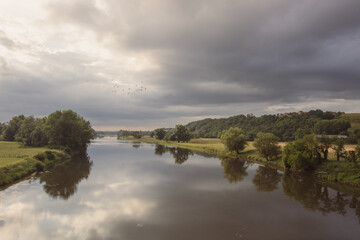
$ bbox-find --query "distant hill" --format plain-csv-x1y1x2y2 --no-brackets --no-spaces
185,110,353,142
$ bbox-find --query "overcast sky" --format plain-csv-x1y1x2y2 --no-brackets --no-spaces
0,0,359,130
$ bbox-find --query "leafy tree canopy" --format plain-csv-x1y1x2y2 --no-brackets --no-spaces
220,127,247,154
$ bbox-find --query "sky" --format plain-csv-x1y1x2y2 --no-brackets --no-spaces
0,0,359,130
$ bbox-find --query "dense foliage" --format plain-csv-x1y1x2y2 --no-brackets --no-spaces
186,110,350,141
117,130,153,138
45,110,93,150
220,127,247,154
282,134,322,172
253,132,281,161
170,125,192,142
0,110,94,151
154,128,166,140
132,131,143,139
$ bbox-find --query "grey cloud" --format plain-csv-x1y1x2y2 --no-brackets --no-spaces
1,0,360,128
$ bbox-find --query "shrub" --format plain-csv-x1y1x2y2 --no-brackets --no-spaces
45,151,55,160
34,153,46,162
35,162,44,172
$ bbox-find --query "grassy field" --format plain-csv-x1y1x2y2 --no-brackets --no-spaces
0,141,50,168
0,141,68,188
343,113,360,131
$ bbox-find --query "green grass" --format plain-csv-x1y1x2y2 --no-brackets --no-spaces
343,113,360,131
0,141,50,168
0,141,68,188
316,160,360,186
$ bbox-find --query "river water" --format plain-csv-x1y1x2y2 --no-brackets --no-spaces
0,138,359,239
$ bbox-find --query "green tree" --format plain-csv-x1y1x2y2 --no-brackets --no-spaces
45,110,93,151
220,127,247,154
282,134,322,172
171,125,192,142
332,138,346,161
253,132,281,161
132,131,143,139
154,128,166,140
2,115,25,141
15,116,47,147
317,135,333,161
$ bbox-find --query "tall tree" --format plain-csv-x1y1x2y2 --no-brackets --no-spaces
45,110,93,151
171,125,192,142
154,128,166,140
2,115,25,141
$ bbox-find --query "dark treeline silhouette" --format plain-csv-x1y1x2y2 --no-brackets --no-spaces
186,110,351,141
0,110,94,152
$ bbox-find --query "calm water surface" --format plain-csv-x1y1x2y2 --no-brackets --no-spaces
0,138,360,239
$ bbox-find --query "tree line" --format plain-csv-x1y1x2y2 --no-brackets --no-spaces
185,110,355,142
0,110,94,152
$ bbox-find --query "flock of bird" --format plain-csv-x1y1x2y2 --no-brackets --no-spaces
111,81,147,95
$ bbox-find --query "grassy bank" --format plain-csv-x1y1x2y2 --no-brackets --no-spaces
121,136,360,187
0,141,69,188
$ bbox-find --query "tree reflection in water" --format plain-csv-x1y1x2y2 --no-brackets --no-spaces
154,145,193,164
169,148,193,164
39,152,93,200
220,158,248,183
132,142,141,149
282,173,360,223
154,144,166,156
252,166,282,192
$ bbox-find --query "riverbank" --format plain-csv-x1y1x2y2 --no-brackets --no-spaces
0,141,69,188
121,136,360,188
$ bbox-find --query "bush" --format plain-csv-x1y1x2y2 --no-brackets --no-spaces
34,153,46,162
45,151,55,160
35,162,44,172
220,127,247,154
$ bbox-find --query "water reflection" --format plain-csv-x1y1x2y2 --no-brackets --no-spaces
169,148,193,164
220,158,248,183
2,140,360,240
252,166,282,192
132,142,141,149
39,152,93,200
154,144,166,156
282,173,360,222
154,145,193,164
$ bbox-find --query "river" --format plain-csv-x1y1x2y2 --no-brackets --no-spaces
0,137,359,239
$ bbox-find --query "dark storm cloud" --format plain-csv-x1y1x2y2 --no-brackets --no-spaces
1,0,359,128
46,0,360,107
